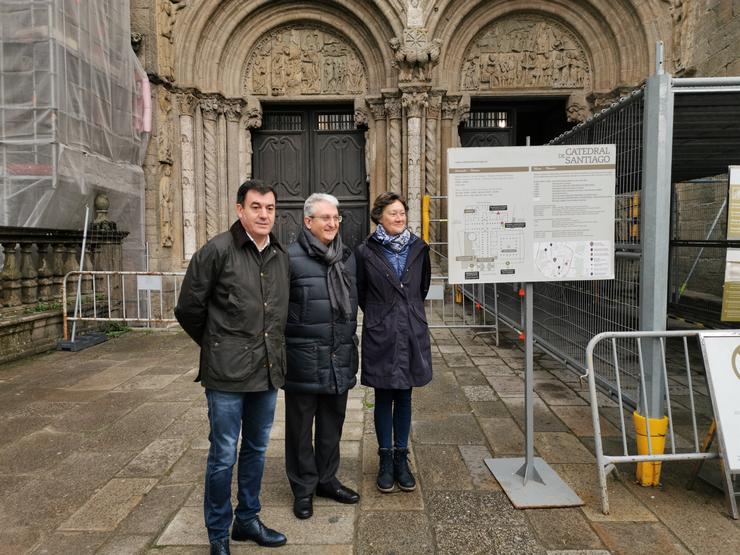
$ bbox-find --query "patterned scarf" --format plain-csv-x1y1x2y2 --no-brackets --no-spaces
298,226,352,319
373,224,412,253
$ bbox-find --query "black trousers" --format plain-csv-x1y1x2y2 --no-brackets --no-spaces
285,390,348,498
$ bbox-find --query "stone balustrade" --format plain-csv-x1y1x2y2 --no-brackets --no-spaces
0,226,128,311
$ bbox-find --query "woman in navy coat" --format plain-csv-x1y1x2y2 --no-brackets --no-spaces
355,192,432,493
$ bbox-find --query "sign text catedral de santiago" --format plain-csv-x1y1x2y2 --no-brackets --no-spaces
447,144,616,285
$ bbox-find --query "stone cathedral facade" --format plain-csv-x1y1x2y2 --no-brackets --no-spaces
129,0,739,271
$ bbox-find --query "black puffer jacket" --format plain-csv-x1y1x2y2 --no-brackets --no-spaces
175,221,289,392
283,239,359,395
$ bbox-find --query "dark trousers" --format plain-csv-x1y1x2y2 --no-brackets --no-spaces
285,391,349,498
374,388,413,449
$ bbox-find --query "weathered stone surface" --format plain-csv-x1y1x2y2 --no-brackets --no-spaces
486,375,525,396
478,417,525,455
526,508,604,550
415,444,473,490
0,428,84,475
96,534,153,554
357,511,434,555
591,521,690,554
30,531,109,554
59,478,158,531
117,484,193,534
533,432,594,464
550,405,622,437
412,414,486,445
458,444,502,491
360,474,425,510
462,385,498,401
501,396,571,432
118,439,189,477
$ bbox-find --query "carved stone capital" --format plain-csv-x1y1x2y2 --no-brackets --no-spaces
177,93,198,116
354,105,369,127
426,89,444,119
223,100,243,122
457,94,471,124
384,95,402,119
200,97,222,121
441,94,462,120
244,97,263,129
402,91,428,118
365,96,386,121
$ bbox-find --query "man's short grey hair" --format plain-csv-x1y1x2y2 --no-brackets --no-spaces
304,193,339,218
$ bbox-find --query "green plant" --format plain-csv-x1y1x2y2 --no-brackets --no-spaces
104,321,130,338
23,301,62,314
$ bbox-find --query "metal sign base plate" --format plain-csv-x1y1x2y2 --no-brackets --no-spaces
485,457,583,508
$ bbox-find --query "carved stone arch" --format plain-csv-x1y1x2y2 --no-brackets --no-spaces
458,13,593,93
177,0,401,93
241,23,369,97
434,1,653,94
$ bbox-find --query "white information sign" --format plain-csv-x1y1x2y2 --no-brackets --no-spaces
699,332,740,473
447,145,616,284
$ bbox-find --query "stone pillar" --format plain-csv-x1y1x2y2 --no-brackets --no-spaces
217,105,229,231
20,243,38,304
37,243,52,301
200,97,222,240
384,93,402,196
51,243,66,298
440,95,462,201
241,98,263,183
366,97,386,203
224,100,243,212
178,93,198,259
401,87,428,235
425,90,444,244
1,243,21,307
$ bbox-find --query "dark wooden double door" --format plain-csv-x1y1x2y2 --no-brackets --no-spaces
252,106,368,249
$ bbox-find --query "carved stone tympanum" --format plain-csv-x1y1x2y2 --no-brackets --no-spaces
461,15,591,91
243,25,367,96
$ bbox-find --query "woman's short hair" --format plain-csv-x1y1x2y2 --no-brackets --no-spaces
370,192,408,225
304,192,339,218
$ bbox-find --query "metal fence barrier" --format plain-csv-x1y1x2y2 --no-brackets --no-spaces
584,330,723,516
422,195,499,341
62,270,185,339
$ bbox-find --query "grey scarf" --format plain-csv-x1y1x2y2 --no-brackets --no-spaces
298,226,352,319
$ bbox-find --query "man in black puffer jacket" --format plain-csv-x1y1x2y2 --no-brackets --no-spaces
284,193,360,520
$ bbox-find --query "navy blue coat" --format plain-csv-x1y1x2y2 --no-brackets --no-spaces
355,235,433,389
283,240,359,395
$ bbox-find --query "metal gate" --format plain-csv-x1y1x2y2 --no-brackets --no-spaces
252,106,368,250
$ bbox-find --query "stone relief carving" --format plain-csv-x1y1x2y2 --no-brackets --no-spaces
176,93,197,116
408,0,425,27
159,164,174,247
566,94,590,123
157,88,173,165
669,0,694,73
441,95,462,120
366,97,386,121
402,90,429,118
390,29,441,82
460,15,591,91
223,100,243,123
243,25,367,96
157,0,187,82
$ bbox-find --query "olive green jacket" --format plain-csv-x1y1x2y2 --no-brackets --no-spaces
175,221,290,392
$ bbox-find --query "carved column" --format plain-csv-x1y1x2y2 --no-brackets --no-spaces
37,243,52,301
384,93,402,196
224,101,242,226
366,97,386,203
401,88,428,235
217,104,229,231
20,243,38,304
201,97,222,240
178,93,198,259
241,98,262,184
51,243,66,298
425,90,443,245
441,95,462,248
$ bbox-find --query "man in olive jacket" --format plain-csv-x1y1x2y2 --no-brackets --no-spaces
175,180,289,554
284,193,360,520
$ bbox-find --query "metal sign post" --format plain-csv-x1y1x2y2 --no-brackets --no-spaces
484,282,583,507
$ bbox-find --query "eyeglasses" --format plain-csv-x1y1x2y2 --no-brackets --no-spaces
310,215,343,223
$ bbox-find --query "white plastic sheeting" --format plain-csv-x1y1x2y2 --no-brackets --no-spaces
0,0,149,258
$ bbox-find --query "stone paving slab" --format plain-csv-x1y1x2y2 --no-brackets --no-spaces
1,329,738,553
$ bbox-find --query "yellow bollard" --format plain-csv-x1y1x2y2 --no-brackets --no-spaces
632,411,669,486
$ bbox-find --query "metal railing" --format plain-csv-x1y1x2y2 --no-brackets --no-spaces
422,195,499,339
584,330,721,515
62,270,185,339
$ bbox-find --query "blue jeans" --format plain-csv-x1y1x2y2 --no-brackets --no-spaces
373,388,412,450
204,388,277,542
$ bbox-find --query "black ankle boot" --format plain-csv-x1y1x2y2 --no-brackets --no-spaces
377,448,395,492
393,448,416,491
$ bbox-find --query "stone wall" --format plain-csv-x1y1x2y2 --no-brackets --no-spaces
676,0,740,76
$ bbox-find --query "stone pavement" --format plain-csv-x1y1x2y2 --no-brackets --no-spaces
0,327,739,554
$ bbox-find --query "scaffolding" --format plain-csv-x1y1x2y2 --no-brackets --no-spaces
0,0,150,267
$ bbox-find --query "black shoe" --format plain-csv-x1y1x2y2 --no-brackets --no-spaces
394,448,417,491
316,483,360,504
231,517,287,547
293,495,313,519
210,538,230,555
377,448,395,493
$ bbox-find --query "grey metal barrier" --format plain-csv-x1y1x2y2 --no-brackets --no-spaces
62,270,185,339
422,194,499,341
583,330,734,517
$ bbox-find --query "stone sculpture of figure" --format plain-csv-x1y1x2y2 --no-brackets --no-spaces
157,0,187,81
159,164,174,247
